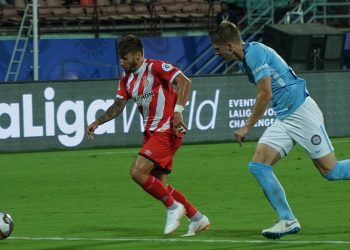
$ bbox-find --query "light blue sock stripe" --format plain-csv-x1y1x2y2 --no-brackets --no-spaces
249,162,295,220
320,125,333,152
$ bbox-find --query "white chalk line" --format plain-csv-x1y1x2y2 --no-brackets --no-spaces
8,236,350,245
65,138,350,156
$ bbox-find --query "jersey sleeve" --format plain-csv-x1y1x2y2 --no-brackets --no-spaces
116,78,130,100
246,46,270,85
152,60,181,84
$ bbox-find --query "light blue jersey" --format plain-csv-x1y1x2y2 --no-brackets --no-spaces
239,42,309,120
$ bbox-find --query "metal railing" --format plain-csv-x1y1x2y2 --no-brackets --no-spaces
184,0,275,76
184,0,350,76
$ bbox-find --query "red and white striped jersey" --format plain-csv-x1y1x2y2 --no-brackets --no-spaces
116,59,181,132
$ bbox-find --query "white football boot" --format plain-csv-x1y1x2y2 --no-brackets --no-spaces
182,215,211,237
262,219,301,239
164,202,185,234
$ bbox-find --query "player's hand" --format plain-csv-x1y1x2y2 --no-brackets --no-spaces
172,112,188,136
234,125,250,147
86,120,100,140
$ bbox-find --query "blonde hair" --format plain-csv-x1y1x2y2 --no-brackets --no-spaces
209,21,243,45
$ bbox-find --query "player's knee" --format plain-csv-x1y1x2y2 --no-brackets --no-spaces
130,165,143,183
130,167,138,182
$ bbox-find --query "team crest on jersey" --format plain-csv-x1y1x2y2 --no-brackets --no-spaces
311,135,321,145
142,76,149,87
161,63,173,72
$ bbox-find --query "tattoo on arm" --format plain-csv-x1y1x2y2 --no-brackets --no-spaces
97,98,127,125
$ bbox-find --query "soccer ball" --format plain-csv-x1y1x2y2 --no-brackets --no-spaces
0,212,14,240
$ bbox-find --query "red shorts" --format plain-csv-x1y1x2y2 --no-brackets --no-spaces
139,131,183,173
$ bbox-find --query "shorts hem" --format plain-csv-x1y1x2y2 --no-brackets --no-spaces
309,149,334,160
138,153,171,174
258,141,287,158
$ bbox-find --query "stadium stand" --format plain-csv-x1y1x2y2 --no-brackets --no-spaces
0,0,219,35
0,0,349,36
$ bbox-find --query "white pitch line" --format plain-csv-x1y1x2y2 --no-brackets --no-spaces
8,236,350,245
50,138,350,157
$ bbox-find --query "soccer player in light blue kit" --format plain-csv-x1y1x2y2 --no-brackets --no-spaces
210,21,350,239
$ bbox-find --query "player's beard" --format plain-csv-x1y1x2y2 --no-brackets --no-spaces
124,59,138,74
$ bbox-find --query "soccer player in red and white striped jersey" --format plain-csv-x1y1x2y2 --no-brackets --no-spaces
87,35,210,236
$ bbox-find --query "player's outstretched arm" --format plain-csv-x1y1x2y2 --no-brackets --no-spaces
172,72,191,134
86,98,127,139
234,76,272,146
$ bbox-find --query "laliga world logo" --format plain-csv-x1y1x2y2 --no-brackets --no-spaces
0,86,220,149
0,87,144,147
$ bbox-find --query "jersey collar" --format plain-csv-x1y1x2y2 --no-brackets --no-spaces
134,60,146,75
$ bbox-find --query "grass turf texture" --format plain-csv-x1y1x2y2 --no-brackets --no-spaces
1,138,350,250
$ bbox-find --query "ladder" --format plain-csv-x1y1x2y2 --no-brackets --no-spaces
5,4,33,82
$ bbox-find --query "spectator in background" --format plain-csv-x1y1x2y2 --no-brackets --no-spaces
216,1,238,26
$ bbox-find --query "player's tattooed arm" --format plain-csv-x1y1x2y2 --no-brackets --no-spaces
97,98,127,125
86,98,127,138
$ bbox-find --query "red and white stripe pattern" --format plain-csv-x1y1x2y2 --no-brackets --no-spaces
117,59,181,132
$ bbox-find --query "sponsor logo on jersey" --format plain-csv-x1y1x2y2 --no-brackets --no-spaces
311,134,321,145
252,63,268,75
161,63,173,72
135,91,154,106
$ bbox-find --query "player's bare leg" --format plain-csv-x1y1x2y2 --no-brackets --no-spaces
313,152,350,180
130,156,184,234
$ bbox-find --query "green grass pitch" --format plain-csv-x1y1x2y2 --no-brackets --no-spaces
1,138,350,250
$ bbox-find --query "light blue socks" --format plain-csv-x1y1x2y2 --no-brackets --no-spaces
324,160,350,180
249,162,295,220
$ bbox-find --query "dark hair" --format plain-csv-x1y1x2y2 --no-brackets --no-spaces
209,21,242,45
117,34,143,57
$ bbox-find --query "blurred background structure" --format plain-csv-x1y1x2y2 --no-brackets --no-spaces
1,0,350,152
0,0,349,81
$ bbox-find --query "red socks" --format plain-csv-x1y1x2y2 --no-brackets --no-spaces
167,185,198,218
142,176,175,207
142,176,198,218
